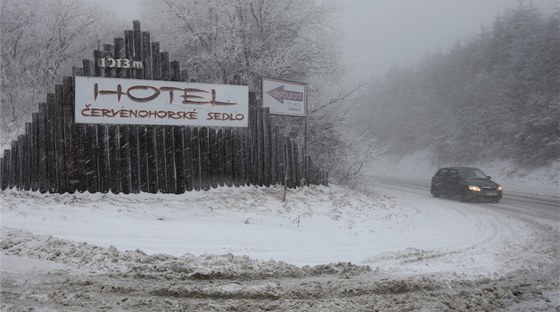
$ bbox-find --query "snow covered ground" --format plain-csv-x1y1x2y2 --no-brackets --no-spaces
1,184,556,276
1,181,558,310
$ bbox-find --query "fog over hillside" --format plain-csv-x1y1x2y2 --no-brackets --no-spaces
355,3,559,169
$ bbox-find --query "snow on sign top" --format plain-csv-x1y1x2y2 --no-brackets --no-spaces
75,76,249,127
262,77,307,117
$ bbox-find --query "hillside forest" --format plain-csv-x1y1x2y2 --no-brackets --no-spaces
357,4,559,168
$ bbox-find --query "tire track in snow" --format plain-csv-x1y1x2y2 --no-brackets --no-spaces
368,179,559,278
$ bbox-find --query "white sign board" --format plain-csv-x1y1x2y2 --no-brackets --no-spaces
262,78,307,117
75,76,248,127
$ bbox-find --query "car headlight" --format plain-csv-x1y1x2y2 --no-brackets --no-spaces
497,186,503,191
468,185,481,192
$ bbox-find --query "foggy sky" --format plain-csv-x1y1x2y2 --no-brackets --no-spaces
339,0,556,82
98,0,557,83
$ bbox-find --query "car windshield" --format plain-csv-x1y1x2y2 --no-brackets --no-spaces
456,168,488,179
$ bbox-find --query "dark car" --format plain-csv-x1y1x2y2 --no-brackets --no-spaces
430,167,503,202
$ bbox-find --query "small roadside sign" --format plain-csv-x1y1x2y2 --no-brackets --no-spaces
262,78,307,117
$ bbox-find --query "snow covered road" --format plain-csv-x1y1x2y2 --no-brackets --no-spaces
375,176,559,224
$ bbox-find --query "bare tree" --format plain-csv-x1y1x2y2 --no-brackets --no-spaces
139,0,385,184
140,0,340,88
0,0,122,144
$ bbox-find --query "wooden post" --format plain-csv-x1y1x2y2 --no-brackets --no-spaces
86,125,99,193
209,128,218,189
271,129,277,185
15,135,23,190
138,31,152,192
103,44,115,78
131,21,143,79
199,127,210,191
71,68,87,193
165,126,176,193
216,129,225,187
9,144,15,189
183,127,193,192
54,84,66,193
97,125,110,193
23,123,32,190
46,93,57,192
263,107,271,187
137,125,149,193
82,59,97,193
256,107,264,186
151,42,161,80
38,103,47,193
93,50,102,77
83,59,93,77
285,137,292,188
180,69,189,82
248,92,258,185
156,126,167,193
124,30,134,79
2,146,7,190
169,62,183,194
224,128,234,187
174,126,185,194
245,129,252,186
133,21,144,79
147,126,158,193
305,156,311,186
191,127,201,191
108,125,121,194
232,129,242,187
6,149,12,189
75,124,87,193
160,51,176,194
170,61,181,81
129,125,142,193
278,135,284,187
141,32,152,80
120,125,131,194
0,156,4,190
114,38,125,78
15,137,22,190
292,140,298,187
62,76,76,193
161,52,170,81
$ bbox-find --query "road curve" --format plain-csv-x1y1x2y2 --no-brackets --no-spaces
373,176,560,222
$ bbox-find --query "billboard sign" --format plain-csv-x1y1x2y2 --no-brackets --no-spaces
75,76,248,127
262,78,307,117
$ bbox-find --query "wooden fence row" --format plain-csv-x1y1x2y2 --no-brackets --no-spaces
0,21,327,194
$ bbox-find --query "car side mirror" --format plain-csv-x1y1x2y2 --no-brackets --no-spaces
486,176,491,180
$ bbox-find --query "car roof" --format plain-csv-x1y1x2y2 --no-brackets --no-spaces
438,167,480,171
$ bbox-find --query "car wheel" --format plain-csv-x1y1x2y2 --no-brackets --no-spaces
431,186,440,198
459,191,470,202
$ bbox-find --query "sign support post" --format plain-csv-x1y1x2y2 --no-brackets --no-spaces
303,116,307,185
261,77,307,197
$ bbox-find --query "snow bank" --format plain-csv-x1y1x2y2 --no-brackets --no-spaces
0,227,370,280
1,185,414,266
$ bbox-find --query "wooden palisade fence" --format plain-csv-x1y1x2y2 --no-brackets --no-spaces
0,21,327,194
